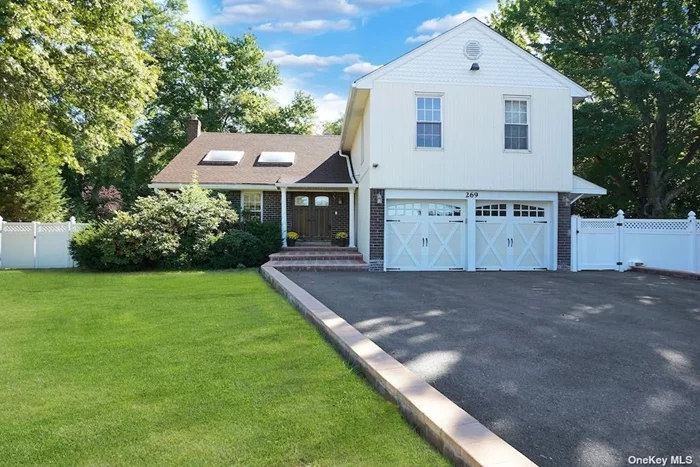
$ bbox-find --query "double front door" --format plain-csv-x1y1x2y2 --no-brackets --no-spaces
291,193,331,241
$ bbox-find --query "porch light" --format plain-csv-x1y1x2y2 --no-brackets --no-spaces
470,62,480,71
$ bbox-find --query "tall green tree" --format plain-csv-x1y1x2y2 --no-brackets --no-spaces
0,0,159,220
142,25,280,162
492,0,700,217
247,91,317,135
0,105,70,221
322,117,344,135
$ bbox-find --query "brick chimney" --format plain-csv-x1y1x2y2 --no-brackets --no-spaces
186,115,201,143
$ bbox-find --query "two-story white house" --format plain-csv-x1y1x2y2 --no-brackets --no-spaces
150,18,606,272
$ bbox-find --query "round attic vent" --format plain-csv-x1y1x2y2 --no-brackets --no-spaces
464,40,482,60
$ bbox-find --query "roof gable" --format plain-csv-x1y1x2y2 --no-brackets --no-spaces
355,18,589,98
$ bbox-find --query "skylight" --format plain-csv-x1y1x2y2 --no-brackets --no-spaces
257,151,295,166
201,150,244,165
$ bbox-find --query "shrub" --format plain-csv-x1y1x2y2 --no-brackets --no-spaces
243,220,282,259
69,225,107,270
70,183,239,271
209,230,266,269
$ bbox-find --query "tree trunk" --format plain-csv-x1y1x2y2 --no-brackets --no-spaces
645,105,669,218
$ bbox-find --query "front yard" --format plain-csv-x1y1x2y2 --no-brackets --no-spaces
0,270,446,466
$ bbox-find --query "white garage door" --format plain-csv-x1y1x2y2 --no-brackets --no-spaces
386,200,466,271
475,202,550,271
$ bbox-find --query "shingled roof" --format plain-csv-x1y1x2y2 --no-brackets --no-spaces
151,133,352,186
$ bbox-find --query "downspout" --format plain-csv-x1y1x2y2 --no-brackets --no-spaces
339,150,357,184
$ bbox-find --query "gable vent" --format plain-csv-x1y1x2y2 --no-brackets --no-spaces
464,40,482,60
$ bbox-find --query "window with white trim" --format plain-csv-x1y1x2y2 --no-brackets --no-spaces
416,95,442,148
242,192,263,221
504,98,530,151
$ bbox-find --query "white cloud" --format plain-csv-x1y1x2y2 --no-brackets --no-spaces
215,0,358,24
405,3,496,43
316,93,347,123
255,19,354,34
265,50,361,68
343,61,380,76
185,0,209,23
405,32,439,44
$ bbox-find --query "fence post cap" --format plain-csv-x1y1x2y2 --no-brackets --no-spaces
69,216,76,223
0,215,3,223
616,209,625,217
689,211,697,220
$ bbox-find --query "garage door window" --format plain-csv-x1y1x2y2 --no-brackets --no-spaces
514,204,545,217
428,203,461,217
388,203,421,216
476,204,507,217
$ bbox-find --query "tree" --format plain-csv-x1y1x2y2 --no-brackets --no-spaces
247,91,317,135
322,117,344,135
492,0,700,217
142,25,280,161
0,0,160,219
0,105,70,221
0,0,159,163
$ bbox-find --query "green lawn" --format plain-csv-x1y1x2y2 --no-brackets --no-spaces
0,270,447,466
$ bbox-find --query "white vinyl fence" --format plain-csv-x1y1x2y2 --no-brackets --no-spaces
571,210,699,273
0,216,88,269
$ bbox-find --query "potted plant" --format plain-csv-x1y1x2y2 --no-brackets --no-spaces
287,231,299,246
335,231,349,247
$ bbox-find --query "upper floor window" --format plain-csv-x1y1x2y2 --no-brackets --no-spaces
504,98,530,151
242,191,263,221
416,95,442,149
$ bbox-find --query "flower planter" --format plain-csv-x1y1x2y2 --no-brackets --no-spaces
287,239,297,247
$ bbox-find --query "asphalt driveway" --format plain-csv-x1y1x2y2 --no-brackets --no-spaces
286,271,700,467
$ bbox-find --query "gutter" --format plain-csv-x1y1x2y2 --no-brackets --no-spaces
339,83,358,151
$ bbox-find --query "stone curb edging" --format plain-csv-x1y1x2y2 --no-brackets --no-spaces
630,266,700,281
260,265,537,467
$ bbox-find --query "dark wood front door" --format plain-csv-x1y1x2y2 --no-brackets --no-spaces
291,193,331,240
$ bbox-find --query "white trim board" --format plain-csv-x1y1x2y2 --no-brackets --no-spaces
384,189,558,202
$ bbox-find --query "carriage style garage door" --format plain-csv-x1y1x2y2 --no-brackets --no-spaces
385,200,466,271
475,201,550,271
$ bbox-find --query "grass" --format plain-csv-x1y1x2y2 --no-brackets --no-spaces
0,270,448,466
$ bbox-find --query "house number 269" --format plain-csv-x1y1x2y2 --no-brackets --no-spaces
465,192,479,198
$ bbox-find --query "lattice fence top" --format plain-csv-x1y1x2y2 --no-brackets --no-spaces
580,219,616,230
624,220,689,231
3,223,33,233
38,223,69,233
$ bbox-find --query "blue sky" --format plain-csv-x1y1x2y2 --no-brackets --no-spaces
186,0,496,125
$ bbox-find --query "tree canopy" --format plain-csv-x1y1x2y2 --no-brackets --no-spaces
492,0,700,217
0,0,318,221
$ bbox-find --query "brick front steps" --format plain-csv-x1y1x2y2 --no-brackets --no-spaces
266,247,368,272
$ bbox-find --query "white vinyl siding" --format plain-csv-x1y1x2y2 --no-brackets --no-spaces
504,97,530,151
242,191,263,221
416,95,442,149
368,82,573,192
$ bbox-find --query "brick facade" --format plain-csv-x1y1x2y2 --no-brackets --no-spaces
263,191,282,224
369,189,385,272
330,192,350,242
225,191,241,212
557,192,572,271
